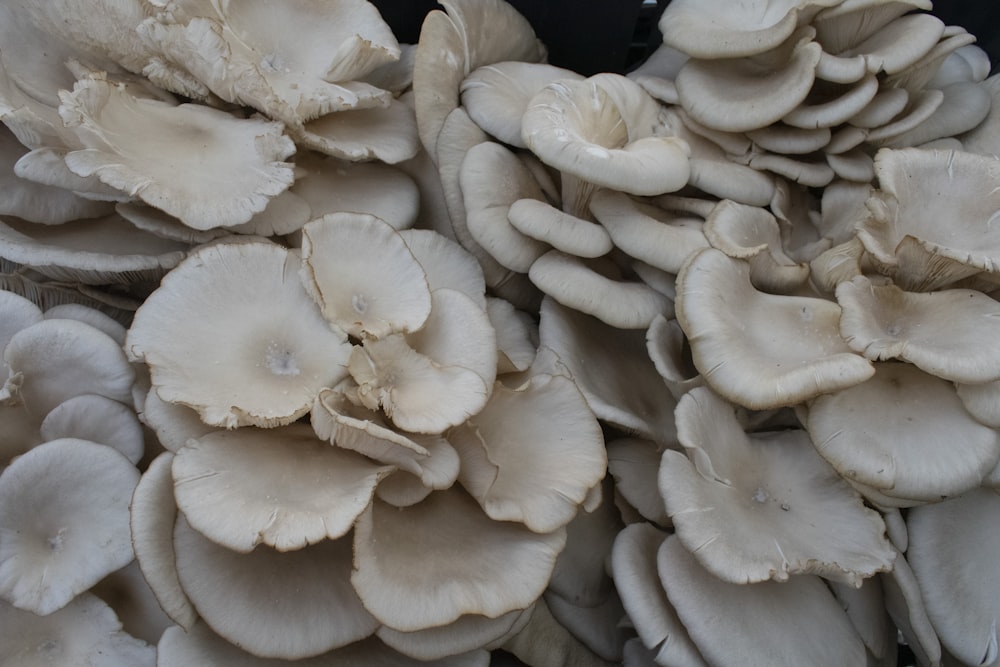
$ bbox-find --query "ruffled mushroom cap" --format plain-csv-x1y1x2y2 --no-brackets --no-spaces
858,148,1000,290
58,76,296,230
448,358,606,533
0,213,189,285
348,288,497,433
2,317,135,419
661,386,895,585
837,275,1000,383
806,362,1000,504
137,0,399,124
293,98,420,164
907,487,1000,667
0,438,138,615
659,0,839,60
521,78,690,196
172,424,392,553
461,61,583,149
0,593,154,667
299,213,431,340
126,241,352,429
675,248,874,410
173,517,376,660
656,534,866,667
351,487,566,632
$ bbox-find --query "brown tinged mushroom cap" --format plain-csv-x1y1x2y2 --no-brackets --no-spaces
172,424,392,553
0,593,154,667
661,386,895,585
837,275,1000,383
173,517,376,660
806,362,1000,504
351,487,566,632
58,76,296,230
126,241,352,429
675,248,874,410
907,487,1000,667
0,438,138,616
299,213,431,339
521,78,691,196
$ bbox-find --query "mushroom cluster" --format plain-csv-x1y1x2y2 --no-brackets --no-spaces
2,0,1000,664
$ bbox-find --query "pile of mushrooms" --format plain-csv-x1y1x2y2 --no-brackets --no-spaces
1,0,999,665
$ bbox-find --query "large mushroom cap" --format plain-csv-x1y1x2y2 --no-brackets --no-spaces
126,241,352,429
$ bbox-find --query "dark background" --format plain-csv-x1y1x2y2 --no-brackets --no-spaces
371,0,1000,76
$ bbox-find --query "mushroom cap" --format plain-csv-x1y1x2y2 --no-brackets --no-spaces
299,213,432,339
377,608,531,662
521,78,690,196
449,367,606,533
173,515,377,659
675,248,874,409
662,386,895,585
507,198,613,259
0,593,154,667
127,241,351,429
3,317,135,419
0,438,138,615
58,76,296,229
351,487,566,632
656,534,866,667
806,362,1000,503
293,98,419,164
172,424,391,553
0,213,189,285
40,394,144,464
907,487,1000,667
837,275,1000,383
398,229,487,309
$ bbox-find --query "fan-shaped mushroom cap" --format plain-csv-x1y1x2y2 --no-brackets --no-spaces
129,453,197,630
58,76,296,230
449,361,606,533
843,12,944,75
377,608,531,661
399,229,487,309
607,439,671,526
662,386,894,585
806,362,1000,504
42,303,125,344
657,534,866,666
157,622,490,667
837,275,1000,383
507,198,612,259
676,248,874,409
610,524,706,665
2,317,135,418
40,394,144,464
461,61,582,148
674,29,822,133
348,288,496,433
293,154,420,231
907,488,1000,667
0,213,189,285
859,148,1000,290
522,79,690,196
300,213,431,339
137,0,399,124
885,81,991,148
172,424,391,553
351,487,566,632
126,241,351,429
173,517,376,660
0,289,41,355
139,389,219,453
0,438,138,615
293,98,419,164
0,593,154,667
659,0,839,59
539,297,678,442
